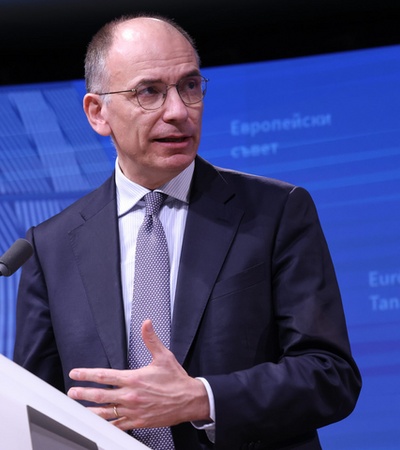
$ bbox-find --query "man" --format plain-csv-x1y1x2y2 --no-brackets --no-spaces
14,14,361,450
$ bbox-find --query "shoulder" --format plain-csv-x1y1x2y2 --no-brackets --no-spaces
31,174,116,235
193,157,318,225
195,155,310,201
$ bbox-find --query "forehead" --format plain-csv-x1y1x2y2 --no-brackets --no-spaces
106,19,199,82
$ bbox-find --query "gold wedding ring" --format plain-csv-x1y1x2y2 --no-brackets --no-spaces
113,404,119,419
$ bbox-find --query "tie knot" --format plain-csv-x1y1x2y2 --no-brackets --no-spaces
144,191,166,216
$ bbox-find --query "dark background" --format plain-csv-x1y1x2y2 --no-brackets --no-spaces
1,0,400,86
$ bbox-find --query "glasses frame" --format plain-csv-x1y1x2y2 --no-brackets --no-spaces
95,75,209,111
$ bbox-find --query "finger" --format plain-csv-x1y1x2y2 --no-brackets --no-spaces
110,416,137,431
87,405,142,431
86,404,119,421
141,319,169,360
69,367,126,385
67,386,116,404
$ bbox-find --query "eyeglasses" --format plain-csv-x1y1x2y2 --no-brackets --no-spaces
96,75,209,111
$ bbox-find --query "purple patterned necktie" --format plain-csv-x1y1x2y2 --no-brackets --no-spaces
128,191,175,450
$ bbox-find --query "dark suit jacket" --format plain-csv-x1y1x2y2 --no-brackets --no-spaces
14,156,361,450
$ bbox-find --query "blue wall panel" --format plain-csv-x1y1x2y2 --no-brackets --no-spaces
1,45,399,448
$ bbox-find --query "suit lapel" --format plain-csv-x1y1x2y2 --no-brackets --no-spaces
171,158,244,365
65,162,244,370
68,176,127,370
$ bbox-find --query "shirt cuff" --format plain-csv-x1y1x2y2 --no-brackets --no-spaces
191,377,216,443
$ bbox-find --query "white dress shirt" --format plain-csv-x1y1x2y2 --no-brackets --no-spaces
116,159,193,339
115,159,215,438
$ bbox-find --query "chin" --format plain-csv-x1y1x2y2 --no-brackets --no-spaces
163,151,196,168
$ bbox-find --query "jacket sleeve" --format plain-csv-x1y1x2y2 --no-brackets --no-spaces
13,226,65,392
205,186,362,449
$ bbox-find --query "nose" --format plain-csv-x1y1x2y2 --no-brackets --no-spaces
161,85,189,122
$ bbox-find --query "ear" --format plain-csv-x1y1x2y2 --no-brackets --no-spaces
83,93,111,136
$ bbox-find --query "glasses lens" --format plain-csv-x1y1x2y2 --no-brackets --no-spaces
134,76,207,110
178,76,207,105
136,82,165,110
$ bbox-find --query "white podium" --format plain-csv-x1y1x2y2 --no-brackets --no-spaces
0,355,149,450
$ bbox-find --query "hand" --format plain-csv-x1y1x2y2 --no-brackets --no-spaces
67,320,210,430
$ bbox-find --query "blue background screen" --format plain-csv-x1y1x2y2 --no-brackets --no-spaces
1,44,399,449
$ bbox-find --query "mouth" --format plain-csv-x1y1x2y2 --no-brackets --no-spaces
155,136,189,143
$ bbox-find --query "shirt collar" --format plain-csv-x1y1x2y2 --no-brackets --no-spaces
115,157,195,217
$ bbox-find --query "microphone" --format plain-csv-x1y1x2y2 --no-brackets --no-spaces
0,239,33,277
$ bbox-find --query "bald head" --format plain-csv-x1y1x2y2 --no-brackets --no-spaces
84,14,200,94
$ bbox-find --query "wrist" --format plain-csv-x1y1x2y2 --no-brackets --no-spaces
187,378,211,422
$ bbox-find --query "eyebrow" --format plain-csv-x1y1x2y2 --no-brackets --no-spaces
134,70,202,86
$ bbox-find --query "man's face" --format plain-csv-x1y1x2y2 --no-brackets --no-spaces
88,19,203,189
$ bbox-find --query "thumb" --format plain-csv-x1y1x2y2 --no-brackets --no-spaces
141,319,168,360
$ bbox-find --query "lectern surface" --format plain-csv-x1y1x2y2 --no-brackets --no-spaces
0,355,149,450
